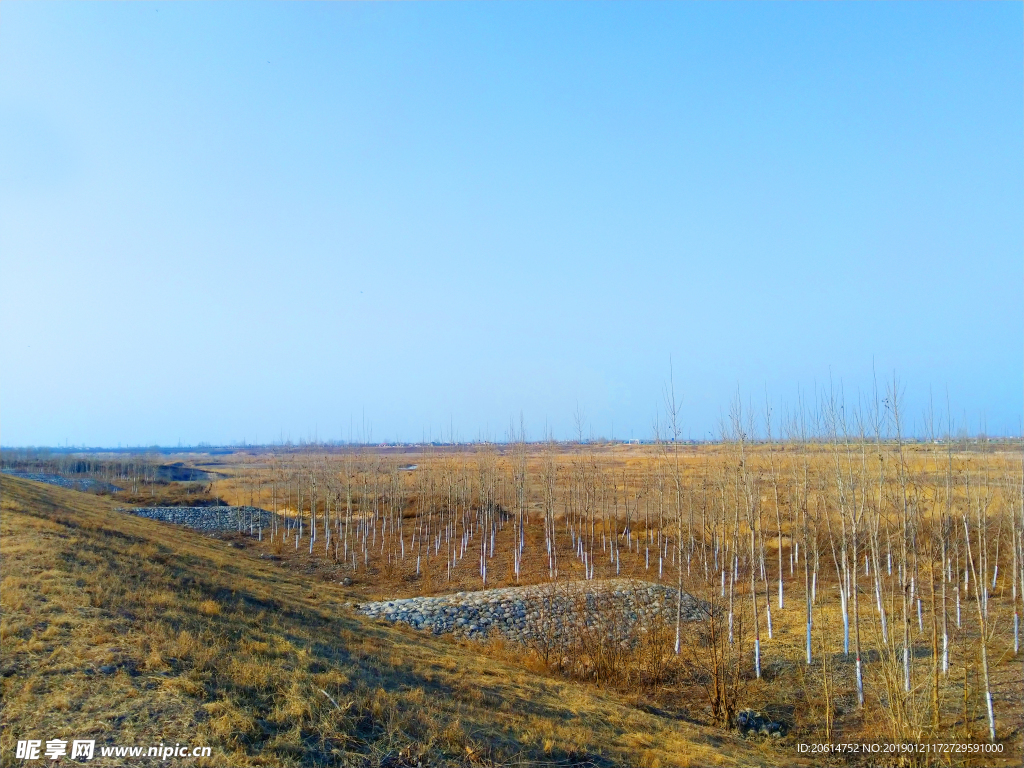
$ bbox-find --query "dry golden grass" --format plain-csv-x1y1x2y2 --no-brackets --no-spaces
203,443,1024,603
1,475,788,767
198,443,1024,765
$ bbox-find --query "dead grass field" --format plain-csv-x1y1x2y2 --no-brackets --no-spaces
189,442,1024,765
1,475,791,768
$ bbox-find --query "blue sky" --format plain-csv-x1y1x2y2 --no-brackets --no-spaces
1,2,1021,445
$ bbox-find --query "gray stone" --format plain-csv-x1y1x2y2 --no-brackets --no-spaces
354,578,704,650
116,506,274,533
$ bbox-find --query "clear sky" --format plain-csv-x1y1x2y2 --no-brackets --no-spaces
1,2,1021,446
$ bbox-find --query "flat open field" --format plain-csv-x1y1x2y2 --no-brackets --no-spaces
0,474,788,768
3,439,1022,766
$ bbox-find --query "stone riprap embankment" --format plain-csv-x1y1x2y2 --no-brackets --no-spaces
355,578,704,645
3,470,123,493
116,506,272,533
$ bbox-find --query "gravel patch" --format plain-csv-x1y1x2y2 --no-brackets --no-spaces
116,506,272,533
3,470,123,493
355,578,704,645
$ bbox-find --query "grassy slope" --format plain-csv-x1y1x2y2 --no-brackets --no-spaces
0,476,784,768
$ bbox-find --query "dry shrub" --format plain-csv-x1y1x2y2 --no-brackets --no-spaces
197,598,221,616
524,580,685,694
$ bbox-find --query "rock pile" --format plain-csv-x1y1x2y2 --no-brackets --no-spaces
116,505,272,533
3,470,123,493
355,578,704,645
735,709,787,738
